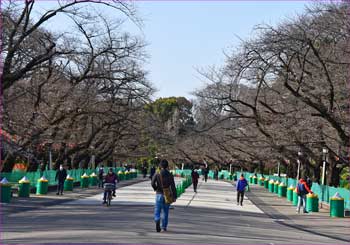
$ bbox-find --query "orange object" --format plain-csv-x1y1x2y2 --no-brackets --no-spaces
13,163,28,172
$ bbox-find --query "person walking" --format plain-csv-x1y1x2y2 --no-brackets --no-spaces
142,160,148,178
296,176,313,214
204,166,209,182
191,169,199,192
149,165,156,180
214,168,219,181
151,159,177,232
236,174,248,206
55,164,67,195
98,165,104,188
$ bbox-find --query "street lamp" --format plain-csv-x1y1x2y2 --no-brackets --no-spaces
322,148,329,186
90,145,95,170
47,139,54,170
297,151,302,180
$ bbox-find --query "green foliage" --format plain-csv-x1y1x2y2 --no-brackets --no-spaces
145,97,193,123
340,167,349,189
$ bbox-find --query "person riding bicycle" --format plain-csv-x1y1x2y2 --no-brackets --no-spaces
102,168,119,204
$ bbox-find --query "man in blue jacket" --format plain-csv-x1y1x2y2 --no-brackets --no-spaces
236,174,248,206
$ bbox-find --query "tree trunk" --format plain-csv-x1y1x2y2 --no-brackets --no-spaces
326,157,341,187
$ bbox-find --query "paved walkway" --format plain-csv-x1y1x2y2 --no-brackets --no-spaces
246,184,350,243
2,178,349,244
66,177,183,206
175,180,263,213
68,178,262,214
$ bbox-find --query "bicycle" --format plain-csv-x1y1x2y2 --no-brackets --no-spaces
103,183,115,206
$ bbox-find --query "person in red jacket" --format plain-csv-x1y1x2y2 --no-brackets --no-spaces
296,176,313,214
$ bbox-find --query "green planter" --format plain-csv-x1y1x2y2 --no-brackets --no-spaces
36,181,48,195
268,181,274,192
253,177,258,185
219,174,224,180
287,188,294,202
274,182,279,194
90,176,98,186
330,198,344,217
249,176,253,184
278,185,287,197
118,173,125,181
0,185,12,203
64,179,74,191
81,177,89,188
233,175,237,181
258,178,265,186
18,182,30,197
306,194,319,212
264,179,269,189
292,191,298,206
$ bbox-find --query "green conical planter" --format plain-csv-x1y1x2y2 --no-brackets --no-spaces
268,181,274,193
249,176,253,184
258,178,264,186
36,181,48,195
64,178,74,191
90,176,98,186
330,198,344,217
81,177,89,188
287,188,294,202
18,182,30,197
292,190,298,206
118,172,125,181
253,177,258,185
274,182,279,194
264,179,269,189
278,185,287,197
233,174,237,181
0,184,12,203
306,194,319,212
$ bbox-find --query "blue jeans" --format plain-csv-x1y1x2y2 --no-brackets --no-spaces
154,194,170,229
297,194,307,213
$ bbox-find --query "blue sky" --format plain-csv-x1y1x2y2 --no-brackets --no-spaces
134,1,309,98
34,1,309,99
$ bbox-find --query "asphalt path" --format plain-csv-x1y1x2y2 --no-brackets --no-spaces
2,179,348,244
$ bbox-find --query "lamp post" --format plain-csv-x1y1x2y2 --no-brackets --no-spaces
322,148,328,186
277,162,281,177
47,140,54,170
297,151,302,180
321,147,328,207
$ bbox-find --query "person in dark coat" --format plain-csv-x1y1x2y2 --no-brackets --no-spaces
55,164,67,195
204,166,209,182
142,160,148,178
149,166,156,180
98,165,104,188
214,168,219,181
151,159,177,232
191,169,200,192
236,174,248,206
